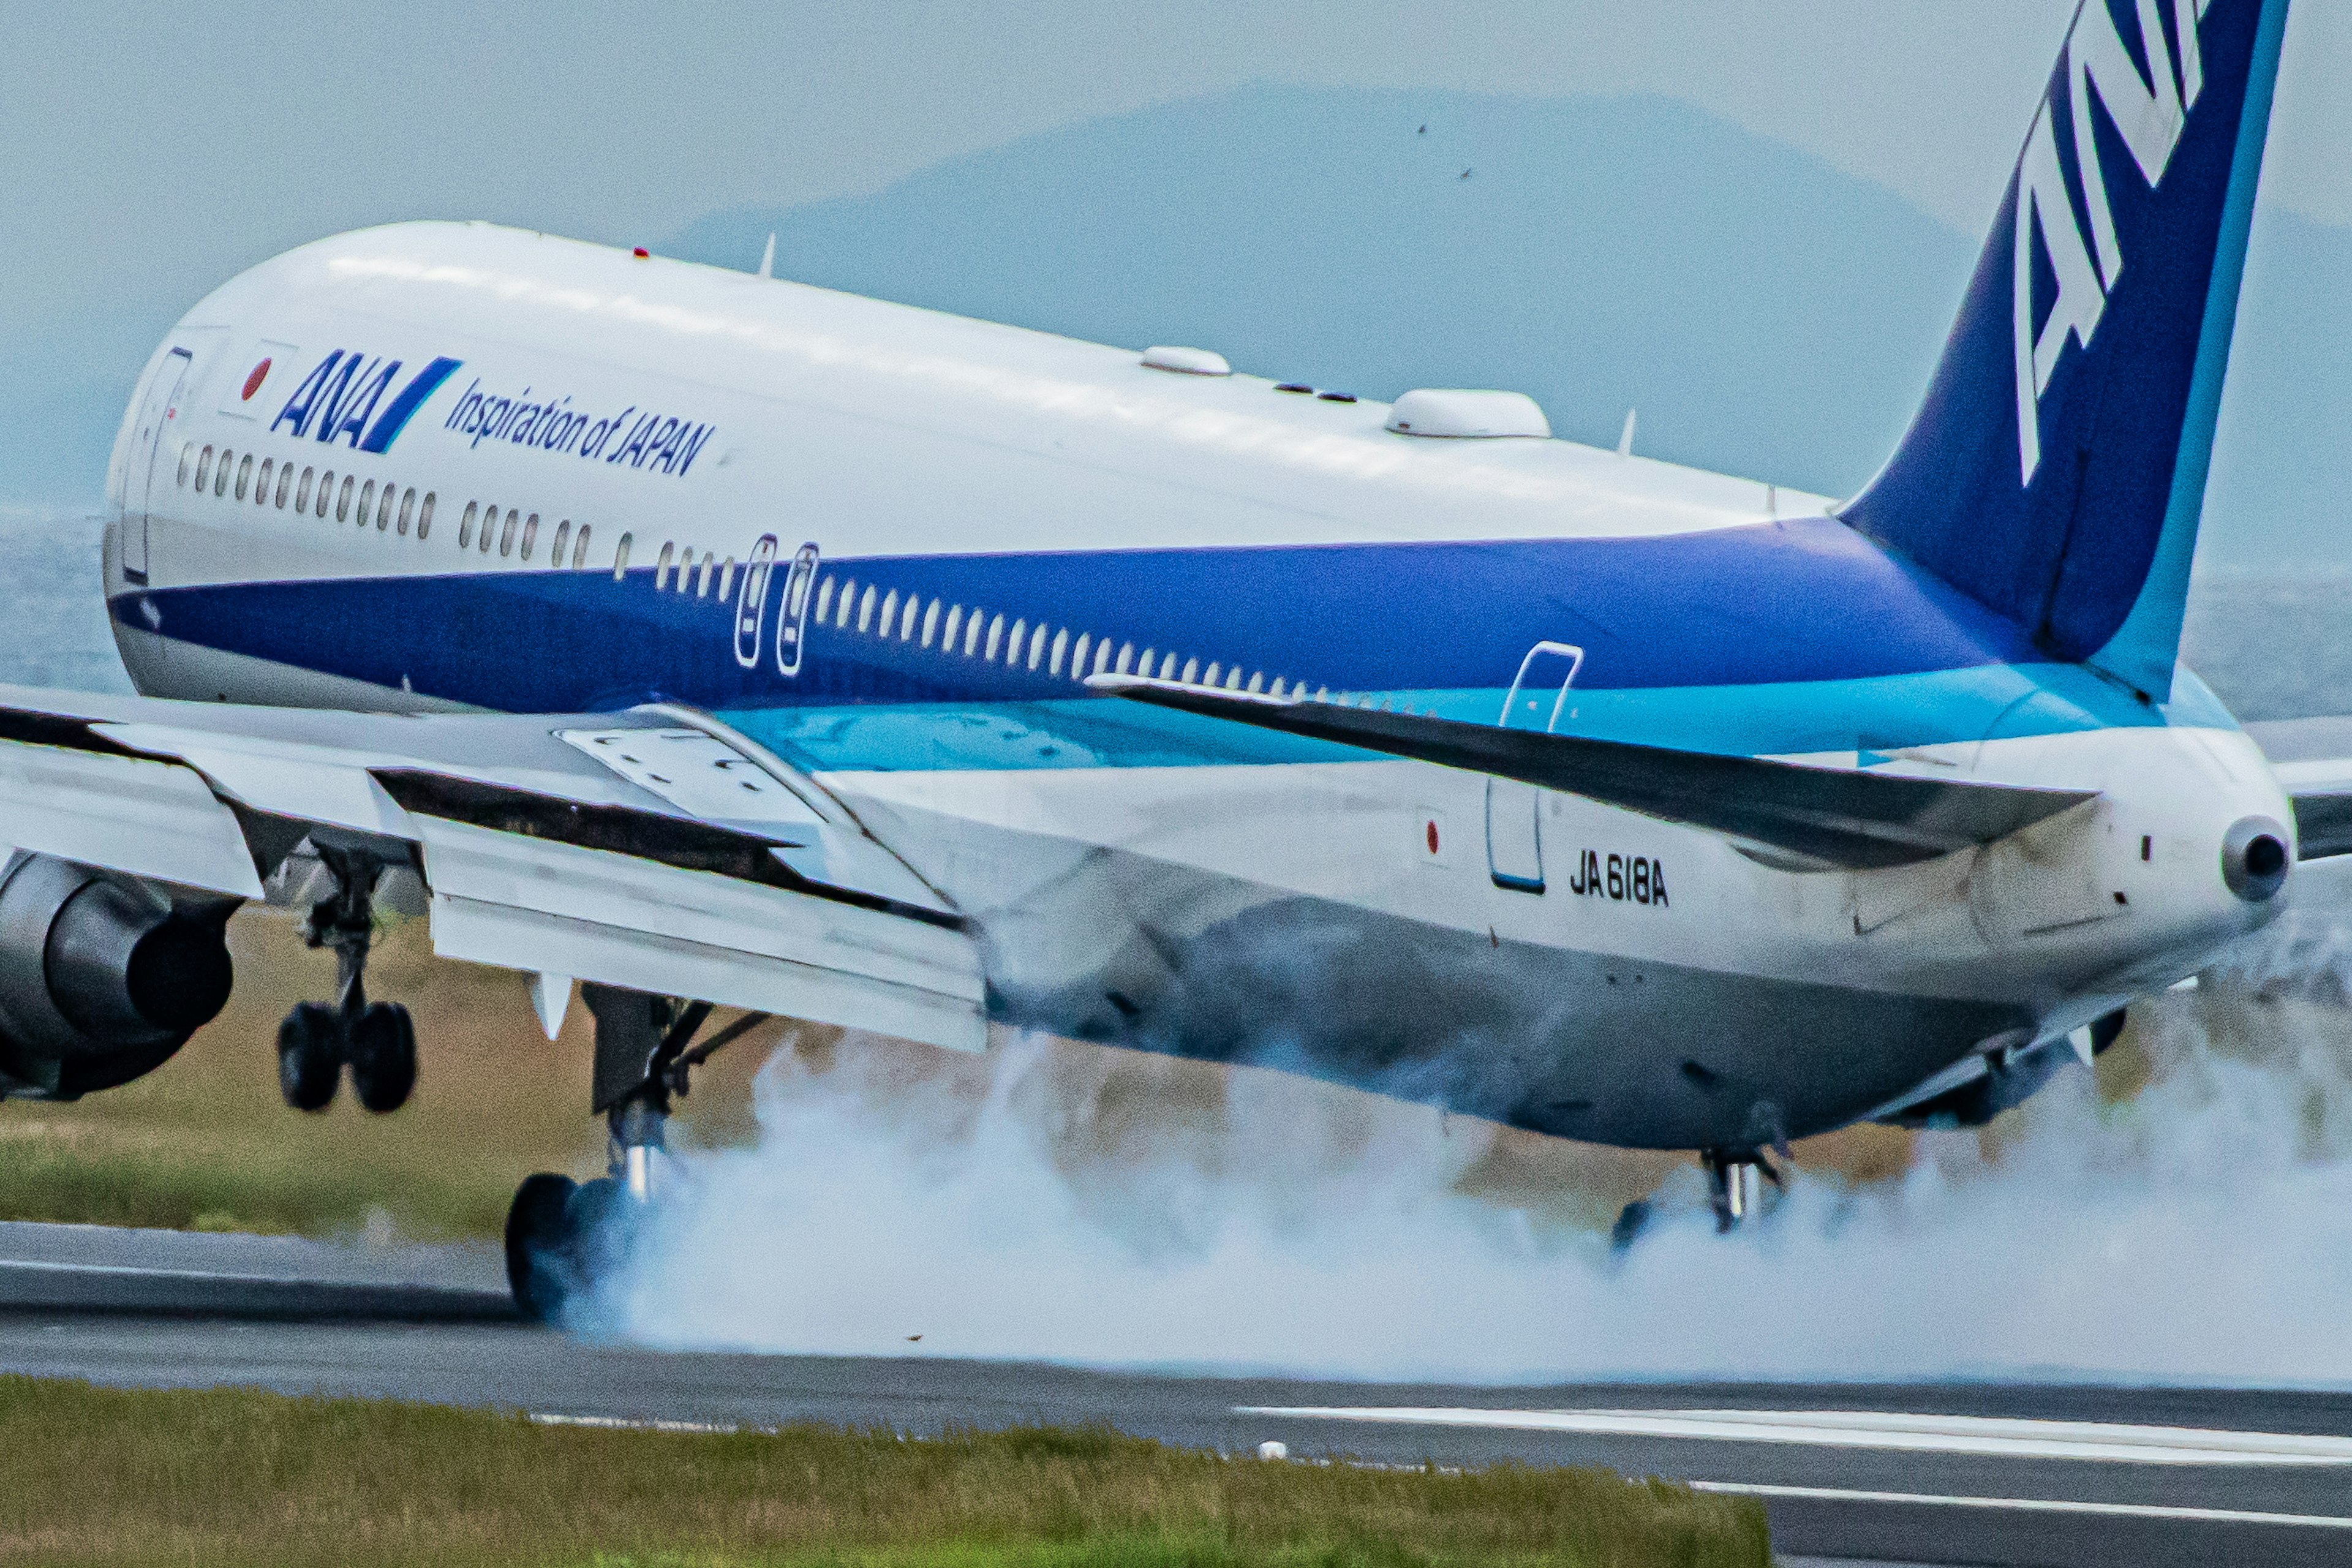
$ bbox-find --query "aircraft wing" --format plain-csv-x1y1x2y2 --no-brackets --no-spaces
2245,717,2352,861
1092,675,2095,872
0,684,985,1052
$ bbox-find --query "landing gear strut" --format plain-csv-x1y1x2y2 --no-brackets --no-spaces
503,986,767,1322
1702,1147,1783,1233
274,845,415,1114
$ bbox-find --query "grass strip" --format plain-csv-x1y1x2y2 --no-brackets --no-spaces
0,1377,1769,1567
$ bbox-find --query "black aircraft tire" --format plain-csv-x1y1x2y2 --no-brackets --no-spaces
276,1001,341,1112
505,1172,578,1323
349,1001,418,1114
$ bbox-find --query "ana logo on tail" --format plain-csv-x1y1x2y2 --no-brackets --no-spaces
2016,0,2212,483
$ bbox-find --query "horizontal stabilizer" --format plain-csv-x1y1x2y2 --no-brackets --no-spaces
2242,717,2352,860
1091,676,2095,871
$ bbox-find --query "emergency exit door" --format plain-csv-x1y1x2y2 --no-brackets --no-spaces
1485,641,1583,891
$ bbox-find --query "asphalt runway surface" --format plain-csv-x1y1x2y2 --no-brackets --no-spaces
1,1223,2345,1567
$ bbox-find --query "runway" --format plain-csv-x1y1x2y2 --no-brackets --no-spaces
1,1223,2345,1568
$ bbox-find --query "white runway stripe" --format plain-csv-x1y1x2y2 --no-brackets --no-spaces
1232,1406,2352,1466
1691,1481,2352,1530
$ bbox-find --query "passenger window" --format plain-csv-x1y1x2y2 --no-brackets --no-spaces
357,480,375,524
611,532,631,581
1180,657,1199,684
1246,672,1264,693
377,486,394,530
814,576,835,622
570,523,587,567
499,508,519,557
195,447,214,491
315,470,334,517
900,596,917,639
519,513,538,560
1049,630,1069,676
1006,619,1026,664
295,467,314,512
1203,662,1221,687
942,605,962,651
177,443,195,486
858,586,876,632
1160,652,1178,679
335,475,353,521
1116,644,1135,675
835,581,856,627
921,600,940,648
254,458,271,503
1028,625,1047,670
655,541,674,589
986,615,1005,660
716,556,733,599
232,454,250,500
458,501,478,549
551,520,571,565
880,589,899,632
274,463,293,508
396,488,415,535
1069,633,1089,676
963,610,983,658
698,552,715,597
215,450,234,497
1093,639,1112,676
418,492,435,540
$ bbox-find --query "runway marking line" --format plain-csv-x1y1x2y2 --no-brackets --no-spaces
1691,1482,2352,1531
1232,1406,2352,1466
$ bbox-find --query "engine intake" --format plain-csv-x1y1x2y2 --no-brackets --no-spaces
0,854,235,1098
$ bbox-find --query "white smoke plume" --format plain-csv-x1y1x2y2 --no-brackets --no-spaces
591,881,2352,1385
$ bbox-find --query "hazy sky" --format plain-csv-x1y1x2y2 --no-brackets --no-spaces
3,1,2345,360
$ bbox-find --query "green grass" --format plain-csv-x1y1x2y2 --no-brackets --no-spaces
0,1378,1770,1567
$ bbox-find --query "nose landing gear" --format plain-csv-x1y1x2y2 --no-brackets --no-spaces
1702,1147,1783,1233
273,845,416,1114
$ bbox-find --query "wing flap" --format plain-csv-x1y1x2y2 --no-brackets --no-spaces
418,819,984,1053
0,686,983,1046
1091,676,2095,870
0,742,263,896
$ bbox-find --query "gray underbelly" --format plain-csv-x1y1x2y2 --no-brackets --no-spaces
984,885,2023,1152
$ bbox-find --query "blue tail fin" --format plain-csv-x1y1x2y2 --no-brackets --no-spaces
1841,0,2290,701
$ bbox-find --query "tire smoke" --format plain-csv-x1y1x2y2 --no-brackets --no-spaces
592,882,2352,1384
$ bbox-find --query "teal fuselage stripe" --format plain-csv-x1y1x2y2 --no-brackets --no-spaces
721,661,2236,775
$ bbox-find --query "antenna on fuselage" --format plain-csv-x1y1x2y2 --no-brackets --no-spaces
1617,408,1637,458
756,233,775,279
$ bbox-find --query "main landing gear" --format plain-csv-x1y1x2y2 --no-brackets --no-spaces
503,985,767,1324
276,845,415,1114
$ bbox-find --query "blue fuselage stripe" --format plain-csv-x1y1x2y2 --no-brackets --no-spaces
113,516,2228,770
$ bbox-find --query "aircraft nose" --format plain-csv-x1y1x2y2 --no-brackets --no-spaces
2222,815,2291,902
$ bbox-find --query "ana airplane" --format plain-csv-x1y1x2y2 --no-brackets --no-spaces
0,0,2328,1315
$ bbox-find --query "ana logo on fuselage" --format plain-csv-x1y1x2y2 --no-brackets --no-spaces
272,352,462,455
2014,0,2211,483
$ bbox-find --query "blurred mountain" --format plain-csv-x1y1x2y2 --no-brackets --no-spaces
671,86,1970,503
4,83,2345,575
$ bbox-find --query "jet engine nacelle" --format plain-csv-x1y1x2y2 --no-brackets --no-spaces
0,853,235,1099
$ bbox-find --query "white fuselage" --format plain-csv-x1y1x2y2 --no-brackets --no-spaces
97,222,2291,1149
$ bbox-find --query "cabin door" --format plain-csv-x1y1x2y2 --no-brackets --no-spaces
127,348,193,582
